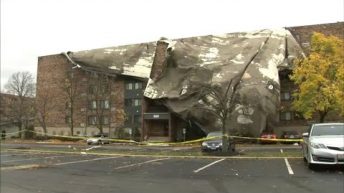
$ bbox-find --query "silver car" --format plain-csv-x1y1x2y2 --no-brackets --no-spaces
86,134,110,145
302,123,344,168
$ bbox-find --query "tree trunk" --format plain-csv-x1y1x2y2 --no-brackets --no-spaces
319,111,328,123
21,120,25,139
18,122,22,138
70,106,74,136
221,118,229,153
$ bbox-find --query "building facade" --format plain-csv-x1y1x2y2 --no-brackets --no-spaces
35,22,344,141
36,54,145,138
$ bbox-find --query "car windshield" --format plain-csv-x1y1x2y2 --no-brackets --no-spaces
311,125,344,136
207,132,222,138
93,134,108,137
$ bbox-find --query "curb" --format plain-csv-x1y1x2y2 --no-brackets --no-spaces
3,148,303,160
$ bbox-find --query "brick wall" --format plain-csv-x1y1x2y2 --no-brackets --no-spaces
36,54,125,136
287,22,344,52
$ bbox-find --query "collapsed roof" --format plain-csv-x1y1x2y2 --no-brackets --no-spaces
68,42,156,79
143,29,304,135
65,28,304,135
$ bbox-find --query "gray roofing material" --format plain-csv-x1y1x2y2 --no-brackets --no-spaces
144,29,304,135
68,42,156,78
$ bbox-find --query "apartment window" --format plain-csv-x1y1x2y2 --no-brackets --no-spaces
90,71,98,78
294,112,305,120
89,85,97,94
89,100,97,109
135,82,142,90
65,116,71,124
134,115,141,124
100,85,109,93
126,83,133,90
134,99,141,106
88,116,97,125
102,116,109,125
125,99,141,107
281,92,291,101
100,100,110,109
280,111,292,121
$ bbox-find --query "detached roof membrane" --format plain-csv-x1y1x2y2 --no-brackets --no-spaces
144,29,303,135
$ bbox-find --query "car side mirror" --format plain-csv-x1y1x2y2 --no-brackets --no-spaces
302,132,309,138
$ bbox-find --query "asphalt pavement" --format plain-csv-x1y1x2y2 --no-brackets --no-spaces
1,144,343,193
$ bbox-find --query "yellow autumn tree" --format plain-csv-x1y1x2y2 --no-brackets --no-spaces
291,32,344,122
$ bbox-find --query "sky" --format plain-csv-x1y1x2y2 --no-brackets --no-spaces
1,0,343,91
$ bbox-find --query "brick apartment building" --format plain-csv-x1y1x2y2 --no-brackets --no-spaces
35,22,344,141
36,43,155,138
276,22,344,134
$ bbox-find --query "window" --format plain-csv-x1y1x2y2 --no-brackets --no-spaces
134,115,141,124
100,85,109,93
126,83,133,90
281,92,291,101
89,85,97,94
135,82,142,89
134,99,141,106
100,100,110,109
280,111,292,121
125,99,141,107
102,116,109,125
294,112,305,120
89,100,97,109
65,116,71,124
88,116,97,125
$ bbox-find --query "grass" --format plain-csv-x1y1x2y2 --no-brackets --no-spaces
1,146,303,158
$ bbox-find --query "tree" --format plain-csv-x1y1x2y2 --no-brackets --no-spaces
291,32,344,122
35,89,57,136
61,68,80,136
88,73,111,134
4,71,35,138
197,81,240,153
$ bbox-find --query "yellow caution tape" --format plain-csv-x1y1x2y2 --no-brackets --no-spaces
1,130,303,145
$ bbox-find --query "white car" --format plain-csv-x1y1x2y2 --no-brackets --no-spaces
302,123,344,169
86,134,110,145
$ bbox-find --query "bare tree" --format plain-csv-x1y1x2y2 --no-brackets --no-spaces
196,63,251,153
197,79,240,153
88,73,111,134
35,90,57,136
61,69,80,136
5,71,35,138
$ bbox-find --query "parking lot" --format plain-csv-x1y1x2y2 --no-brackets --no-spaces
1,146,343,193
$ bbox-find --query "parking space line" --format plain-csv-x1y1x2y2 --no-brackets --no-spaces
114,158,170,170
1,164,41,171
1,155,69,163
54,156,120,166
284,158,294,175
193,158,225,173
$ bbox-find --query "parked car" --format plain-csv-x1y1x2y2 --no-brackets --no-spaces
259,132,277,144
201,131,236,152
201,131,223,152
280,131,301,144
302,123,344,169
86,133,110,145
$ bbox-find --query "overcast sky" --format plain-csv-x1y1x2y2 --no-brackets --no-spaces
1,0,343,91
